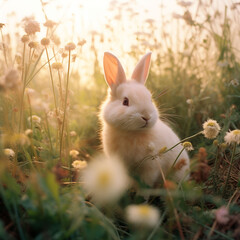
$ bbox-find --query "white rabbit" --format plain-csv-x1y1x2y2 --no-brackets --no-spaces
100,52,190,187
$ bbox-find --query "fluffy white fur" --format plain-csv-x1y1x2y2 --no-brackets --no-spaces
100,52,190,187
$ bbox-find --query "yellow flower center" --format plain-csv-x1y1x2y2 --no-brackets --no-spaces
139,205,150,216
98,171,111,188
232,130,240,135
207,122,215,127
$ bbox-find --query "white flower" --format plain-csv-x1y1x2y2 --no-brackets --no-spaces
82,155,129,205
72,160,87,170
202,119,221,139
182,141,194,151
230,78,239,87
186,98,193,104
224,129,240,145
25,129,33,137
4,148,15,158
125,204,160,228
28,115,41,124
70,131,77,137
69,150,79,158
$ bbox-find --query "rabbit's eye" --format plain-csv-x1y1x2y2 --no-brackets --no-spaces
123,97,129,106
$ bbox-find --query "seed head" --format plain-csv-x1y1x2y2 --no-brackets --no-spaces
44,19,56,28
65,42,76,51
52,62,63,70
28,41,39,49
24,20,40,35
21,34,30,43
41,37,50,46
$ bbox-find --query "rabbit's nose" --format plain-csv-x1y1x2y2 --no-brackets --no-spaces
142,116,150,122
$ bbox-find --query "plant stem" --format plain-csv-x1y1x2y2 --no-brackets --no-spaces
164,131,202,154
1,28,8,67
18,42,26,133
213,145,220,192
171,147,184,169
222,143,237,197
60,50,71,162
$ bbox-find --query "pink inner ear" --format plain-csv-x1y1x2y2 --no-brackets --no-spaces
131,52,151,84
103,55,118,86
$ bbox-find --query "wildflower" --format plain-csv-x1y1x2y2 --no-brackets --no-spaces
3,69,20,89
69,149,79,158
215,206,229,225
224,129,240,145
172,13,183,19
70,131,77,137
72,160,87,170
43,19,56,28
186,99,193,105
41,37,50,46
28,115,41,124
3,148,15,158
77,39,86,46
230,78,239,87
0,23,5,29
125,204,160,228
182,141,194,151
178,1,192,7
24,19,40,35
65,42,76,51
202,119,221,139
183,10,193,25
21,34,30,43
61,52,68,58
25,129,33,137
52,62,63,70
220,143,227,150
213,140,219,146
28,41,39,49
82,155,129,205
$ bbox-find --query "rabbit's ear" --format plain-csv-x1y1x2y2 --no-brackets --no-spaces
131,52,151,84
103,52,126,90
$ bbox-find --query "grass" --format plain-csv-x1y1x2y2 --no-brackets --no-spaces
0,0,240,239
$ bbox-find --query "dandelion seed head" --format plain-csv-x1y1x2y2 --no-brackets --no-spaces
125,204,160,228
182,141,194,151
65,42,76,51
202,119,221,139
224,129,240,145
72,160,87,170
24,19,40,35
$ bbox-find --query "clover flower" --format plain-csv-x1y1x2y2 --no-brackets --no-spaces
125,204,160,228
224,129,240,145
82,155,129,205
72,160,87,170
202,119,221,139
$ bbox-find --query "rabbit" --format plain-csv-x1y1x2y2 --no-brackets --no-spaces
100,52,190,187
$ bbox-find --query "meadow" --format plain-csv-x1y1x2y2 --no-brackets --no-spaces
0,0,240,239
